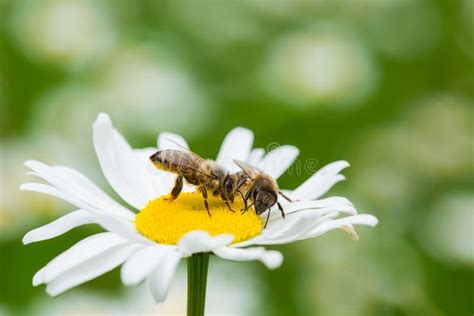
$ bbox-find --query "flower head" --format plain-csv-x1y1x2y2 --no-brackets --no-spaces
22,113,378,302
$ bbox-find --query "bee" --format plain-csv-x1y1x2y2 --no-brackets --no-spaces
234,160,292,228
149,149,239,216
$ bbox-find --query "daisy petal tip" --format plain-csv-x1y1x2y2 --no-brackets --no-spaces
22,233,33,245
94,112,112,125
367,215,379,227
120,269,139,287
356,214,379,227
284,144,300,154
261,250,283,270
32,269,44,286
45,286,61,297
334,160,350,169
23,160,42,169
231,126,253,137
19,183,36,192
230,127,254,144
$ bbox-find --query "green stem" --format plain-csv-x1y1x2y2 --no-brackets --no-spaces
187,253,210,316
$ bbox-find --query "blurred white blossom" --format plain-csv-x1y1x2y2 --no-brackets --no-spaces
95,44,213,136
9,0,115,67
403,94,473,178
262,24,377,107
32,44,212,138
353,94,473,210
419,192,474,266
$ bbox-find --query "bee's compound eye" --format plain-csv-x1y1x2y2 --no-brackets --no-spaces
255,190,277,213
254,201,266,214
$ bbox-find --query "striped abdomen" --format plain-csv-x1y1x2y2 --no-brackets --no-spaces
149,150,213,185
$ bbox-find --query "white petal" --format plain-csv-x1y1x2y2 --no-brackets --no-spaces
178,231,234,257
20,182,82,208
256,214,378,246
234,196,356,247
93,113,158,209
23,210,95,245
45,243,140,296
21,181,148,244
291,160,349,201
33,267,46,286
133,147,168,196
282,197,357,216
304,214,379,239
157,132,189,150
216,127,254,172
37,233,130,285
147,251,182,303
214,247,283,269
121,245,176,286
247,148,265,166
258,145,299,179
23,161,135,221
253,212,337,245
236,200,360,247
92,212,153,245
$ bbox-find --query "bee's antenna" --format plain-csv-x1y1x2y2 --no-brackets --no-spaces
277,201,286,219
264,208,271,228
278,191,293,202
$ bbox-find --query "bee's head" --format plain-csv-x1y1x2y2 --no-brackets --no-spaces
253,188,277,214
223,174,238,203
149,151,162,165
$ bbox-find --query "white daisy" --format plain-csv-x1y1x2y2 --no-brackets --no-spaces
22,113,378,303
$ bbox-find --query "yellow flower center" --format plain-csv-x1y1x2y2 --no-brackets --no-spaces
135,192,263,245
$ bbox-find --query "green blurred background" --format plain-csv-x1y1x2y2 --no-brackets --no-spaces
0,0,473,315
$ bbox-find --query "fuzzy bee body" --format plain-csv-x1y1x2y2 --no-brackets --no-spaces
149,149,239,215
234,160,291,228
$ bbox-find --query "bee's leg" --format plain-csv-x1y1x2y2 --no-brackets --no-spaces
278,191,293,202
165,175,183,201
240,190,252,213
241,202,254,215
237,178,247,189
236,190,245,201
277,201,286,219
225,201,236,212
236,190,247,212
220,191,235,212
200,186,211,217
212,190,219,196
264,208,271,228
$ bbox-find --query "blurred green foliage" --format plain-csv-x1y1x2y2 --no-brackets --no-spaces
0,0,472,315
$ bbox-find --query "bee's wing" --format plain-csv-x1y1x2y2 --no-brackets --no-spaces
178,151,218,179
165,137,207,162
150,149,216,179
233,159,259,178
